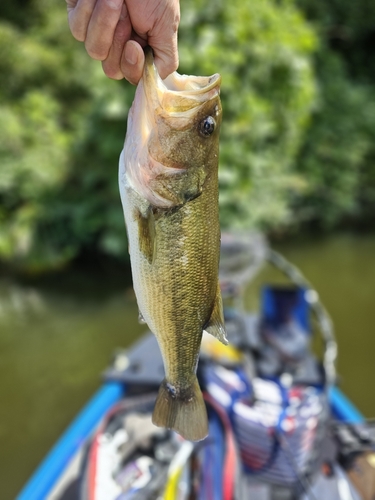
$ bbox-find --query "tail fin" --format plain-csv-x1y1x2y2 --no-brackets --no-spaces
152,377,208,441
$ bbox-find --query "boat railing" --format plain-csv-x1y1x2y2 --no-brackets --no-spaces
219,232,338,387
267,249,337,387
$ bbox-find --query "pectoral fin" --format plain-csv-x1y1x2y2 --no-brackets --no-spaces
204,284,228,345
135,206,156,263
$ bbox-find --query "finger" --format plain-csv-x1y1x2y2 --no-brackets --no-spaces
151,29,179,80
145,0,180,79
102,4,132,79
120,40,145,85
85,0,124,61
67,0,98,42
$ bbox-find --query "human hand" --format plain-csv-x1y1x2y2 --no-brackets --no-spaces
66,0,180,84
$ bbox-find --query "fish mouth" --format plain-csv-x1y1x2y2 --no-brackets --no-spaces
143,47,221,113
121,48,222,208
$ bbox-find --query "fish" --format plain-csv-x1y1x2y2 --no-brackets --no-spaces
118,48,227,441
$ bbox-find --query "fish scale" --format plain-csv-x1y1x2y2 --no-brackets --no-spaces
135,185,219,382
119,49,227,441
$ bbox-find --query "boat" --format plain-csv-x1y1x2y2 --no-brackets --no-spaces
17,233,375,500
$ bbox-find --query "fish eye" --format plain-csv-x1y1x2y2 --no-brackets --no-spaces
199,116,216,137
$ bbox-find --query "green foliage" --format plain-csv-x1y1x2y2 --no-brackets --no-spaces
2,0,375,271
293,53,375,227
0,0,318,271
178,0,317,229
0,0,134,270
297,0,375,82
292,0,375,228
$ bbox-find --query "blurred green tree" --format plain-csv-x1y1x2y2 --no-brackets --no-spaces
293,0,375,228
178,0,317,230
0,0,134,271
0,0,317,271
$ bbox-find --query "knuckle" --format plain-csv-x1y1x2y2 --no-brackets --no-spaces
171,52,179,71
165,58,178,76
71,27,86,42
125,76,138,85
157,45,179,78
102,60,124,80
120,66,139,85
85,42,108,61
113,21,130,46
69,17,87,41
173,11,181,30
103,65,123,80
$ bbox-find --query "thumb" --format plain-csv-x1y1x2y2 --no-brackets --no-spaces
151,29,179,80
147,1,180,79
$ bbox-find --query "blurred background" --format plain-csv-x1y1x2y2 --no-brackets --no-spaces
1,0,375,497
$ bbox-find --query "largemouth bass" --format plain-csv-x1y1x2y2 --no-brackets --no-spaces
119,49,227,441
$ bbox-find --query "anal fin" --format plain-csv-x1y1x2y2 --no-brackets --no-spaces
204,283,228,345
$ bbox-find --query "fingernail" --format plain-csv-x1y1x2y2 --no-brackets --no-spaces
125,43,137,65
119,4,127,21
106,0,123,9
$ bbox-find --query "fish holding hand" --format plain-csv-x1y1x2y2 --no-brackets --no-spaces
119,49,227,441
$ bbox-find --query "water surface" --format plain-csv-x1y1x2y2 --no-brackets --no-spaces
273,233,375,417
1,233,375,498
